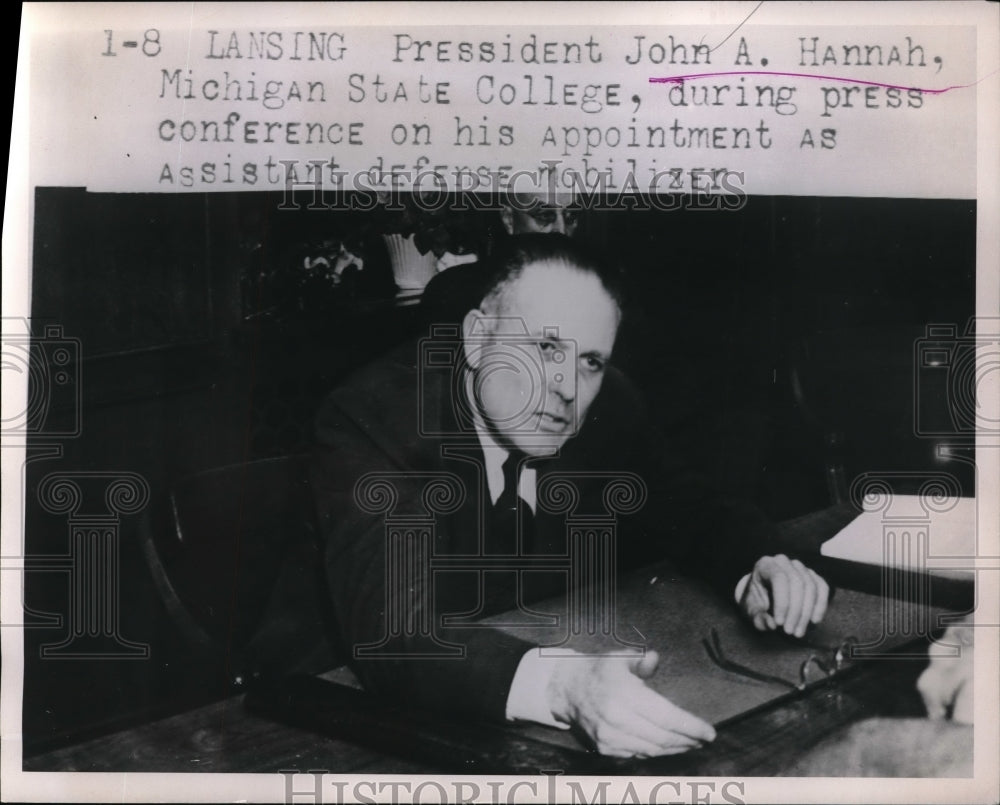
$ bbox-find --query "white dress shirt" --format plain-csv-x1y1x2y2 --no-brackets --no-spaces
471,411,750,727
469,425,571,728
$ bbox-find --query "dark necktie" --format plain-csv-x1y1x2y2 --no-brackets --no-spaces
488,450,534,555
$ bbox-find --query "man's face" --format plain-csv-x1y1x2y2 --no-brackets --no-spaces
463,261,619,456
501,193,580,237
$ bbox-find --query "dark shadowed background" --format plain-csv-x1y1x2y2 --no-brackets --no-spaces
21,190,975,755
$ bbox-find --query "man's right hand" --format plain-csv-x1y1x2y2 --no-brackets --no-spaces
546,650,716,757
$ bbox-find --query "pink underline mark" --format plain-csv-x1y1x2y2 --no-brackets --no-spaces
650,70,980,95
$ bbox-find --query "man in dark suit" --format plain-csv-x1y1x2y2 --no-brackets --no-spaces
312,234,830,757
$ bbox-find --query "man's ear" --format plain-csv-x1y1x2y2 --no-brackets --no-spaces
462,308,487,369
499,206,515,235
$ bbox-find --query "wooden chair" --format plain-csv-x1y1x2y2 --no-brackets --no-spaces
141,454,338,691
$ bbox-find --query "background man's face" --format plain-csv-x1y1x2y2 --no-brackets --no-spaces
501,193,580,237
465,261,619,456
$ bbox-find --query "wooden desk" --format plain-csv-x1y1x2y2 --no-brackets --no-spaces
24,505,971,775
22,644,934,776
22,674,428,774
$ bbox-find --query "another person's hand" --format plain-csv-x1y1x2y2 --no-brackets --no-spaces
546,650,716,757
739,554,830,638
917,623,974,724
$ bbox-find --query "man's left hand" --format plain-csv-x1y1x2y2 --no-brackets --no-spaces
739,554,830,638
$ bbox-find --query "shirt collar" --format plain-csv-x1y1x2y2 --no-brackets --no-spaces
473,423,537,513
464,370,537,512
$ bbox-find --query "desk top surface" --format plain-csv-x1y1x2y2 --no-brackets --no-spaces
24,505,970,776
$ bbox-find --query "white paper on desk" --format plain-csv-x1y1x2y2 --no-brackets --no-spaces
821,496,977,578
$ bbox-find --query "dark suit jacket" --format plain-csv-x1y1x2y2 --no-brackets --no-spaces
312,331,789,722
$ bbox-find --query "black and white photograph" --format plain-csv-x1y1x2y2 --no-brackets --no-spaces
3,3,998,803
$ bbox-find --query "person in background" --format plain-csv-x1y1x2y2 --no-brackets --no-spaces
421,190,581,325
499,191,580,237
